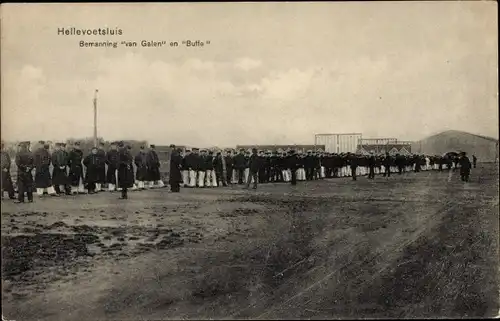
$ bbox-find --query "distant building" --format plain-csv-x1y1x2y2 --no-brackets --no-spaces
236,145,326,153
359,138,398,145
314,133,363,153
357,143,412,155
411,130,499,162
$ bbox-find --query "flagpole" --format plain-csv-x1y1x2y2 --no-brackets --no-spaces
93,89,98,147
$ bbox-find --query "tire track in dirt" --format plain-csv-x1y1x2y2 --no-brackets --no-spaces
252,200,457,319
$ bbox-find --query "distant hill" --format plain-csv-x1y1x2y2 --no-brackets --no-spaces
411,130,499,162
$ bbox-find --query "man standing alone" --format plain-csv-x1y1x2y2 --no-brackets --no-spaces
459,152,472,182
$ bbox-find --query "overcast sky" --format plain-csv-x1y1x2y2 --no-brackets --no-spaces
1,2,497,146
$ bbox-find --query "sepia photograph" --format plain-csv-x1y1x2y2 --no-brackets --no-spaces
1,2,498,320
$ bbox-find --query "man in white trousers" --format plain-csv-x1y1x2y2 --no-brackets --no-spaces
205,150,217,187
197,149,207,188
181,149,190,187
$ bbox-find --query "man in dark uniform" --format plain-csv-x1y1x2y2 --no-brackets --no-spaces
135,145,149,190
197,149,207,188
472,155,477,168
146,144,163,188
383,152,392,177
270,151,280,182
96,142,106,191
304,150,314,181
233,149,246,185
395,154,404,175
14,141,34,203
106,142,119,191
246,148,260,189
367,152,376,179
214,151,226,187
287,150,299,185
257,150,266,184
315,151,323,180
263,151,272,183
117,142,134,199
224,150,234,185
83,147,101,194
51,143,71,195
180,149,189,187
205,150,216,187
1,142,16,199
33,141,56,197
347,153,359,181
169,145,182,192
68,142,85,194
459,152,472,182
185,148,198,188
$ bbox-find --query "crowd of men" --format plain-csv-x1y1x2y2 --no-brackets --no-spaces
176,148,475,189
1,142,476,203
1,141,164,203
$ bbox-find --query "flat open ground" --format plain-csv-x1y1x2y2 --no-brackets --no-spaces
2,164,499,320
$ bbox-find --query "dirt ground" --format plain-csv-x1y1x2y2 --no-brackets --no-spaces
2,164,499,320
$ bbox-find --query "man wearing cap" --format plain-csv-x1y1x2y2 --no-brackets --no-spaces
459,152,472,182
287,150,299,185
204,150,217,188
243,150,252,184
233,149,246,185
282,150,291,183
214,150,227,187
134,145,149,190
347,152,358,181
169,145,182,192
83,147,102,194
197,150,207,188
34,141,57,197
96,142,107,192
126,145,139,190
185,148,199,188
246,148,260,189
14,141,34,203
105,142,120,192
382,152,392,177
224,150,234,185
147,144,164,188
181,149,190,187
257,150,266,184
1,142,16,199
117,142,134,199
367,152,376,179
296,150,306,181
68,142,85,194
51,143,71,195
304,150,314,181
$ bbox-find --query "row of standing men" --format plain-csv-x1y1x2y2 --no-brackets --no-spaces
1,141,164,202
2,143,475,201
172,148,475,189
